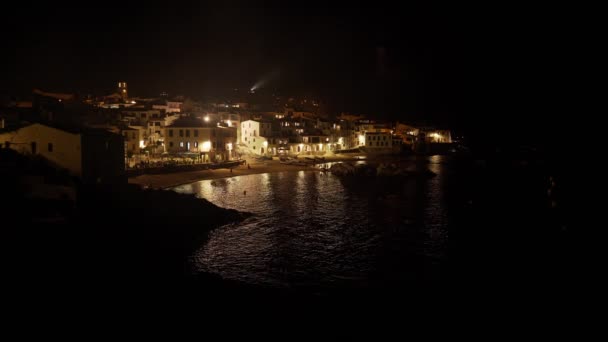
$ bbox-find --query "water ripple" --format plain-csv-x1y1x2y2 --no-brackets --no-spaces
173,158,451,289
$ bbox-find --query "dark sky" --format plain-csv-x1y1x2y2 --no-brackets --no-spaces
1,2,576,147
2,3,464,118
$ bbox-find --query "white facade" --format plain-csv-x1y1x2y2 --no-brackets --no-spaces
240,120,272,155
152,101,182,113
121,109,161,128
167,101,182,113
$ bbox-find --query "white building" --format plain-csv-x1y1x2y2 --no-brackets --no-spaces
121,109,161,126
240,120,272,155
144,113,179,149
353,120,393,147
152,101,182,114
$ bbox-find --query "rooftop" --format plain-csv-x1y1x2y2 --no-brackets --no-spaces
167,117,215,128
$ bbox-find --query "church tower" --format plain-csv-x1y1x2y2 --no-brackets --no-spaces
118,81,128,101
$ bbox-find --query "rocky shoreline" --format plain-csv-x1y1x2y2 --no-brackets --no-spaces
4,179,253,279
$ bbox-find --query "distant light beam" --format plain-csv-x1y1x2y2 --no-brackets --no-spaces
250,68,281,93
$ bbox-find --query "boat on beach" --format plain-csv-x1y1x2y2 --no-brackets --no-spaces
305,156,326,163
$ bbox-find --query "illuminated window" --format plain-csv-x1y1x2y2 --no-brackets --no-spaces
194,142,198,148
180,142,184,147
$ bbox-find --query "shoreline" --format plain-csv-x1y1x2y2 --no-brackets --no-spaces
128,155,363,189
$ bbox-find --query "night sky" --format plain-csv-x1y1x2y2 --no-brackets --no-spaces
2,2,574,148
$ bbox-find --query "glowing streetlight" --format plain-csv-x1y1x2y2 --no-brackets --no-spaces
226,120,232,127
204,116,210,122
226,142,233,160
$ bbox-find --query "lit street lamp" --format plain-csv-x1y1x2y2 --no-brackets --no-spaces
227,142,233,160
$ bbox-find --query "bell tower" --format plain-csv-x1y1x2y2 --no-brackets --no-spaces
118,81,128,101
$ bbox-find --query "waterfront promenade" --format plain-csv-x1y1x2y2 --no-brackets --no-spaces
128,154,362,189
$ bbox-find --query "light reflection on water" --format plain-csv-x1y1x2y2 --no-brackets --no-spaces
172,157,450,289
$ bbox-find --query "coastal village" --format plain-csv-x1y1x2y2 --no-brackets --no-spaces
0,2,570,306
1,82,455,188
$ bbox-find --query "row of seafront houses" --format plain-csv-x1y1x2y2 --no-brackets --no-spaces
118,106,452,159
0,92,452,184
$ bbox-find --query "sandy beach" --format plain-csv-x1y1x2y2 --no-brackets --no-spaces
128,155,362,189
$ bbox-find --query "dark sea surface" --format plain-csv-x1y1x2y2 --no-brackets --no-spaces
172,156,464,291
173,153,570,295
